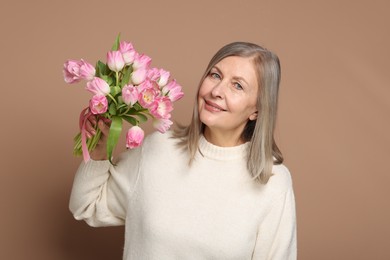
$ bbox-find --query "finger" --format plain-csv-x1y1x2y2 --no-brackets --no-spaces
101,117,112,125
85,120,96,136
98,120,110,136
88,116,97,127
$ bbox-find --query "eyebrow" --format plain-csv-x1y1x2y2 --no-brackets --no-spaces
213,65,249,86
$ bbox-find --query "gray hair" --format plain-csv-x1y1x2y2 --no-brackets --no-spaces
174,42,283,184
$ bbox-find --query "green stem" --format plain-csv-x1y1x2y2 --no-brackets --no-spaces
107,93,118,106
118,105,132,116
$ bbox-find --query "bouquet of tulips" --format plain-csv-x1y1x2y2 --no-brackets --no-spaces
63,35,184,163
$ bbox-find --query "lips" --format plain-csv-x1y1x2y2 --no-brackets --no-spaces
204,100,226,112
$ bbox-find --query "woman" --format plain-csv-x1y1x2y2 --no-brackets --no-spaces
69,42,297,259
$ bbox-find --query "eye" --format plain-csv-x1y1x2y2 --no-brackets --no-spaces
234,82,243,90
210,72,221,80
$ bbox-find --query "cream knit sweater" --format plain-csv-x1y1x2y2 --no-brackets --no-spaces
69,132,297,259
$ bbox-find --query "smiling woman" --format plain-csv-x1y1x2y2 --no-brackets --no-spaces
175,42,284,184
198,56,259,147
69,42,296,260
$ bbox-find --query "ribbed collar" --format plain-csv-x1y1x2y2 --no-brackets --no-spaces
198,135,249,161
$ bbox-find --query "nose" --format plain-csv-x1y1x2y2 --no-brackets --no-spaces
211,81,225,99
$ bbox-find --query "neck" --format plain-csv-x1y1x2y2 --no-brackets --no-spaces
203,127,244,147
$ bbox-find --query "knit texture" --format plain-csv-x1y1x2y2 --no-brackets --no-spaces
69,131,297,259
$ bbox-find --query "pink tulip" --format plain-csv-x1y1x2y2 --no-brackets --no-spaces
153,118,173,133
137,79,155,93
63,60,82,83
150,96,173,119
157,69,170,87
107,51,125,72
162,80,184,102
126,126,144,149
79,59,96,81
86,77,110,96
89,95,108,115
138,87,157,108
132,53,152,70
131,68,147,85
146,67,160,81
146,68,170,87
122,84,138,106
119,41,136,65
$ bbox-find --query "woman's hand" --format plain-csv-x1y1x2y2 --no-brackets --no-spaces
85,116,111,161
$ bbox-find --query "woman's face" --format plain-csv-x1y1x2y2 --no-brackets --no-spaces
198,56,258,142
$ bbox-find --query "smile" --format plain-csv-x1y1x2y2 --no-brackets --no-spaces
204,100,226,112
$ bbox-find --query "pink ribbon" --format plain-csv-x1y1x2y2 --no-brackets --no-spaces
79,107,92,162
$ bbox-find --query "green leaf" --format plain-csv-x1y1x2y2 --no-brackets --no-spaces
120,66,133,87
135,113,148,122
127,107,148,115
110,86,121,97
101,75,109,82
107,116,123,164
99,75,114,86
96,60,107,77
109,102,117,115
133,103,143,111
117,96,124,105
111,33,121,51
108,76,115,86
122,115,138,125
116,103,127,111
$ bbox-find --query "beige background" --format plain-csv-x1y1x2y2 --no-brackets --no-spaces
1,0,389,259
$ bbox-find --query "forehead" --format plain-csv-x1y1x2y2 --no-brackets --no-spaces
214,56,258,83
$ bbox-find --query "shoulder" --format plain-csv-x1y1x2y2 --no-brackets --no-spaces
141,130,181,155
266,164,294,195
116,131,173,161
143,130,176,147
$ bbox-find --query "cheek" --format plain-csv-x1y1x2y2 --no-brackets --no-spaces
245,91,258,111
197,84,206,109
228,96,257,115
246,100,258,115
197,95,203,112
198,82,208,98
197,89,204,105
199,77,216,98
197,86,210,111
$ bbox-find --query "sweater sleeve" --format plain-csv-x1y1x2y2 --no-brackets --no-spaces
252,186,297,260
69,146,142,227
